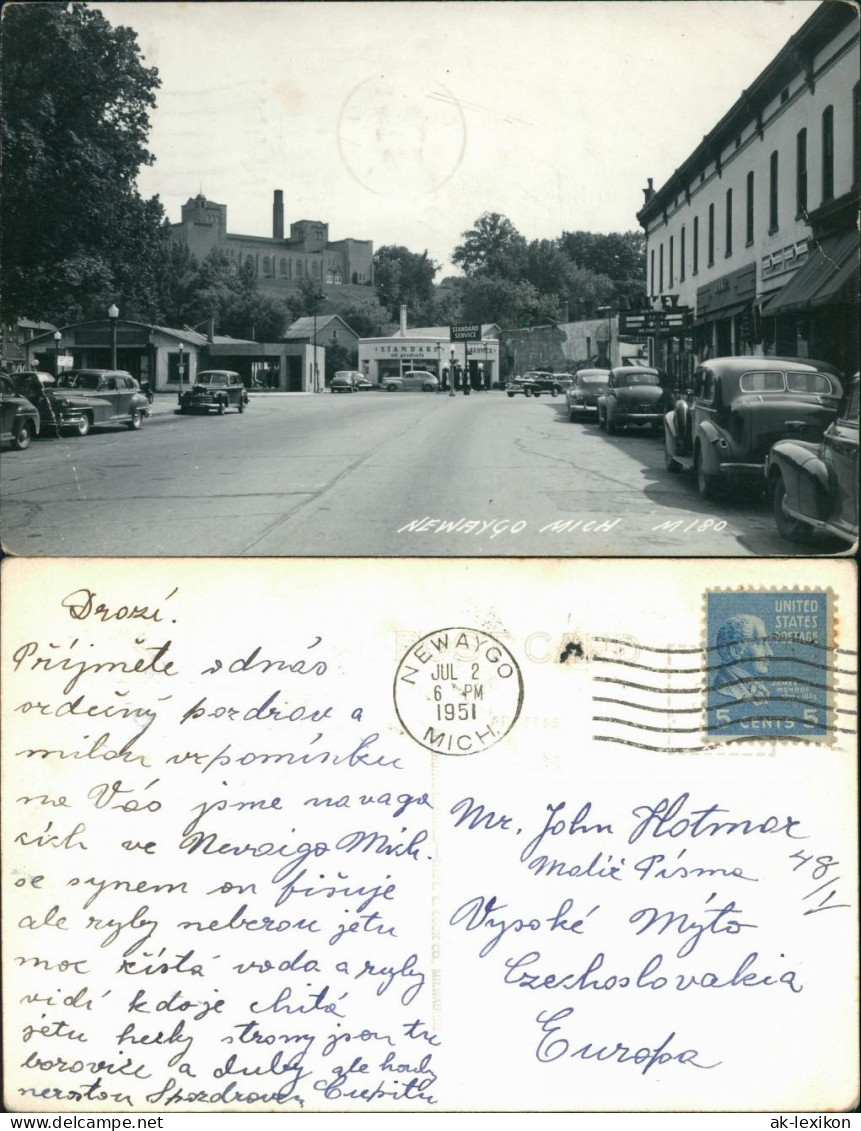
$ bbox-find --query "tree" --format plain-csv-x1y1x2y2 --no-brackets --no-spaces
458,276,561,327
324,343,357,381
336,298,394,338
1,2,164,323
558,230,646,305
285,276,327,323
452,212,527,280
373,245,439,322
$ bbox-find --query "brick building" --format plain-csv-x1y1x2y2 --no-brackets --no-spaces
170,189,375,301
637,1,859,381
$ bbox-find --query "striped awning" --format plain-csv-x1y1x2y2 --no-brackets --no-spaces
762,230,859,316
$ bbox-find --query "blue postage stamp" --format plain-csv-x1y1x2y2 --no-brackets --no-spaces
705,589,834,740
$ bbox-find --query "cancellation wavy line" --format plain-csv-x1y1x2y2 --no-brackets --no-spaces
591,635,858,657
592,694,856,716
595,674,855,697
592,714,856,737
592,653,856,678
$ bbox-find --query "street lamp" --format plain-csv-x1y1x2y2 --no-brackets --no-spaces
177,342,185,403
107,304,119,369
53,330,62,377
449,349,456,397
311,292,325,392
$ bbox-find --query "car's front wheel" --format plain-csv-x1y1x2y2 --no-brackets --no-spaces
127,409,142,430
552,385,561,397
386,385,398,392
11,419,34,450
71,415,91,437
773,475,814,543
507,390,516,398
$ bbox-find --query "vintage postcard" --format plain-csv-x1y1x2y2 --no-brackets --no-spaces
2,556,857,1112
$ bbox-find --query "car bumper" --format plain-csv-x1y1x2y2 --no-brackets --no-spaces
718,460,766,479
614,411,663,423
568,402,598,413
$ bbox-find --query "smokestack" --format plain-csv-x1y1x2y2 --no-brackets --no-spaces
399,304,408,334
273,190,284,240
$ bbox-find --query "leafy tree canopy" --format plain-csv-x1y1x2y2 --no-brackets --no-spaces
452,212,527,280
373,245,439,322
1,2,165,323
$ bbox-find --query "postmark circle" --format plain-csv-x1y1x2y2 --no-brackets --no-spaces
336,72,467,197
394,627,523,755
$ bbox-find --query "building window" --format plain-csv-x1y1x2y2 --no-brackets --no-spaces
769,150,779,232
262,256,271,276
680,226,686,282
659,243,664,292
725,188,732,257
650,249,655,295
334,273,342,284
693,216,699,275
296,259,303,277
279,257,287,276
312,260,319,277
822,105,834,202
796,128,807,215
326,271,333,284
746,171,754,245
707,203,715,266
669,235,674,286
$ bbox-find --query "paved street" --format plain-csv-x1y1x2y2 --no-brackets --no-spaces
0,390,845,557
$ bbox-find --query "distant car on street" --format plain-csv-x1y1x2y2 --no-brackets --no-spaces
506,371,568,398
180,370,249,414
766,373,858,545
27,368,150,436
0,373,40,450
331,370,363,393
566,369,610,420
663,356,843,500
597,367,667,433
383,370,439,391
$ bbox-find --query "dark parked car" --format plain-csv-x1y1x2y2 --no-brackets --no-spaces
597,367,666,433
180,370,249,414
0,374,40,450
507,371,569,398
26,369,150,436
766,373,858,545
663,357,843,500
566,369,610,420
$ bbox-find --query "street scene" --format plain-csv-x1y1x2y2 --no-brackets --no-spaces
1,0,858,558
0,386,848,557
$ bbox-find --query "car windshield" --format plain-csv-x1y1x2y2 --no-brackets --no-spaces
58,373,101,390
616,373,659,387
196,374,226,386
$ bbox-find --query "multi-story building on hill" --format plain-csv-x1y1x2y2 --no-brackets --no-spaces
170,189,375,301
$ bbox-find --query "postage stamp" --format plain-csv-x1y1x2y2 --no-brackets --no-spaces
704,589,835,741
393,627,524,755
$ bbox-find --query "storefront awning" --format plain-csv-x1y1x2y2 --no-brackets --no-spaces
762,230,859,316
693,300,751,326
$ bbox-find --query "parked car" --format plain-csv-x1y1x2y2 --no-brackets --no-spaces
331,370,363,393
663,357,843,500
354,374,373,391
0,374,40,450
383,370,439,391
766,373,858,545
597,367,667,433
566,369,610,420
179,370,249,414
26,369,150,436
506,371,569,398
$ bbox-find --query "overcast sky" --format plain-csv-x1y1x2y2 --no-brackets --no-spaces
98,0,822,273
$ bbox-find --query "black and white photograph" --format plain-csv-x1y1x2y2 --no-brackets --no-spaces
1,0,857,558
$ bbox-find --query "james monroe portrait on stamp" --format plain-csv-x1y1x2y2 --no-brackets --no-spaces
713,613,774,703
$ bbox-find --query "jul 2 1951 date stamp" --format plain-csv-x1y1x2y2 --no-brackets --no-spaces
394,627,524,755
705,589,835,741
